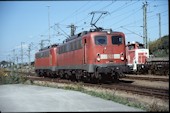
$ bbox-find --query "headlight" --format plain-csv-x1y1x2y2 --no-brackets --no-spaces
120,52,124,60
121,57,124,60
97,53,100,62
97,57,100,62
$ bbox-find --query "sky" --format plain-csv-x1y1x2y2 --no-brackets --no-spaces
0,0,168,63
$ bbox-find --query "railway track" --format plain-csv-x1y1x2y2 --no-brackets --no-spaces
123,75,169,82
27,76,169,100
104,83,169,100
5,70,169,82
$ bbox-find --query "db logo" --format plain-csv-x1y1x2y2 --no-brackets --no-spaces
108,54,112,59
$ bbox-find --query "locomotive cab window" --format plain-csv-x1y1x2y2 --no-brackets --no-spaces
95,36,107,45
138,44,145,49
128,44,135,50
112,36,122,45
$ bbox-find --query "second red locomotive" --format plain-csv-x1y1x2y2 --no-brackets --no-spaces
35,29,128,82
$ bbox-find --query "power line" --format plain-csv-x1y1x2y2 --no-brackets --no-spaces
108,7,142,28
117,9,167,29
58,1,90,24
111,1,138,14
47,6,51,45
97,1,140,28
55,24,70,38
98,0,116,11
74,1,114,32
74,1,105,26
120,26,143,38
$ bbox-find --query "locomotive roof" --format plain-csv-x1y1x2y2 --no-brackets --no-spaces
37,28,124,52
127,41,143,45
39,44,58,52
65,29,124,43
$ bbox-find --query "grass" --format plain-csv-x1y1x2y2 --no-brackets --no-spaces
147,100,169,112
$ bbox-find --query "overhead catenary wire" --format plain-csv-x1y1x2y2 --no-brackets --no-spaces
75,1,116,33
58,1,90,24
74,1,107,26
114,9,168,31
99,0,139,22
108,7,142,28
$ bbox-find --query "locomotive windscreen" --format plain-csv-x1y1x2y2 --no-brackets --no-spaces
95,36,107,45
111,36,122,44
138,44,145,49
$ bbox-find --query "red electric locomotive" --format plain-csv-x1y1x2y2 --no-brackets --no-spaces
58,29,127,82
35,28,128,82
34,44,58,77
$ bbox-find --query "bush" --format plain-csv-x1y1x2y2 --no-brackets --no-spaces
0,70,27,84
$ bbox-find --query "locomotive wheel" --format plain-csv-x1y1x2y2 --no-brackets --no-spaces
83,73,91,83
55,72,59,78
59,71,64,79
65,73,69,80
39,71,44,77
96,73,102,84
47,71,51,77
90,73,99,84
35,70,40,77
75,70,82,82
111,72,119,83
70,74,76,82
93,69,102,83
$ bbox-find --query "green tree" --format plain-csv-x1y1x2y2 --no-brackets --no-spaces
149,35,169,57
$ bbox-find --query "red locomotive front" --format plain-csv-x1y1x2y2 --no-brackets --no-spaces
88,31,126,65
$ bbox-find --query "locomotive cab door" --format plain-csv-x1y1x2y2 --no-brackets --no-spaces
49,49,53,66
83,38,87,64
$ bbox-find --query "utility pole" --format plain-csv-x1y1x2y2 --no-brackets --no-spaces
143,1,148,49
27,43,32,72
40,35,45,49
12,49,15,66
158,13,161,38
21,42,24,72
8,54,11,68
47,6,51,45
12,49,15,75
16,56,18,71
40,40,44,49
67,24,77,36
